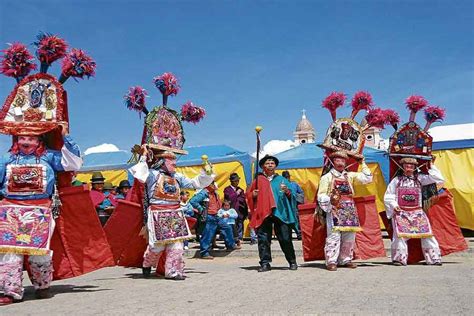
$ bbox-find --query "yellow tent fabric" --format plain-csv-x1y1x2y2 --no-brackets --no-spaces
432,148,474,230
77,169,128,186
177,161,248,198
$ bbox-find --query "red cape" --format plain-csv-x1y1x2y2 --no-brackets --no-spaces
50,185,115,280
90,189,105,208
246,175,276,229
300,195,386,262
380,189,467,264
103,181,148,267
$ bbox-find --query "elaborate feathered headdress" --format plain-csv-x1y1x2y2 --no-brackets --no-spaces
0,32,96,136
124,72,206,157
320,90,393,158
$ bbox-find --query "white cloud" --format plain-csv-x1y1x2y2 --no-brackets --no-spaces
252,139,298,157
84,143,122,155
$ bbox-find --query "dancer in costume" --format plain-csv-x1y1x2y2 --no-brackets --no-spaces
383,95,466,265
126,73,212,280
317,151,372,270
312,91,392,270
0,33,99,304
384,157,443,265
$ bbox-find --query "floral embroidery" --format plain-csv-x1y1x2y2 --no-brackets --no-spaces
394,209,432,238
2,232,14,242
150,210,191,243
0,204,52,255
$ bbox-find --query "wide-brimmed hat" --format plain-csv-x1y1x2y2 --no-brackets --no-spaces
91,172,105,184
118,180,131,188
259,155,279,168
329,151,349,160
229,173,240,181
400,157,418,165
103,182,114,190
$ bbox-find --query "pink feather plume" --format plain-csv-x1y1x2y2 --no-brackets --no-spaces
153,72,180,97
405,95,428,113
322,92,346,121
124,86,148,113
383,109,400,130
365,107,386,129
181,101,206,124
351,91,373,118
424,105,446,123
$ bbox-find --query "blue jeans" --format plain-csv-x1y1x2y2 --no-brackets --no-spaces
200,215,235,257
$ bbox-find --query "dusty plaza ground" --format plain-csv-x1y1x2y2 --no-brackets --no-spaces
3,239,474,315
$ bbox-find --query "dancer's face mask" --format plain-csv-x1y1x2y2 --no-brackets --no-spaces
18,136,40,155
333,157,346,172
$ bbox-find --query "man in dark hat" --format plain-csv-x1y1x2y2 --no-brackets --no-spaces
246,155,298,272
89,172,112,225
384,157,444,266
224,172,249,247
317,151,372,271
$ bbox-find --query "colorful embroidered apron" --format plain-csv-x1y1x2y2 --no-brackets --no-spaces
0,163,53,255
147,174,192,245
394,184,433,238
330,177,362,232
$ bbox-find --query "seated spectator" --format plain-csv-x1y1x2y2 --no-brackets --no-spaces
217,199,238,240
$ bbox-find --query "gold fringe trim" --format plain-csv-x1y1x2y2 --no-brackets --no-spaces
0,246,49,256
154,235,195,246
397,233,433,239
333,226,363,233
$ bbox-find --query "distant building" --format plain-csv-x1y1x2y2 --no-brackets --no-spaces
294,110,316,144
361,118,387,150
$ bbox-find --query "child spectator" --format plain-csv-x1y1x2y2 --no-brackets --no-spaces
217,199,238,241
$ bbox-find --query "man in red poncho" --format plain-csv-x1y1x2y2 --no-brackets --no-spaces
247,155,298,272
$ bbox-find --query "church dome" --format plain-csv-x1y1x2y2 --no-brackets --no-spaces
295,111,314,132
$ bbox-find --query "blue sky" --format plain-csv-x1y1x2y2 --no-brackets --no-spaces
0,0,472,154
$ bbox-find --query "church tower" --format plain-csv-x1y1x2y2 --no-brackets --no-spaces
361,118,383,149
294,110,316,144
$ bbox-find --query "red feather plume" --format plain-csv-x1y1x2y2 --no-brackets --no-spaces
405,95,428,113
0,43,37,80
181,101,206,124
424,105,446,123
322,92,346,121
124,86,148,113
60,48,96,83
35,33,68,66
383,109,400,130
351,91,373,118
365,107,386,129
